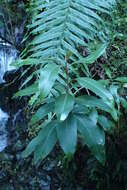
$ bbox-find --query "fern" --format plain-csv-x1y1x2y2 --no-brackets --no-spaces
14,0,118,164
17,0,116,101
26,0,115,59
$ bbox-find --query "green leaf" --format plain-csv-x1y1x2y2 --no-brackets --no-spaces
30,101,54,125
14,82,38,98
104,65,112,79
76,96,111,112
73,104,89,114
12,58,41,68
57,114,77,154
76,95,118,121
98,115,115,132
88,109,98,125
39,63,59,98
120,97,127,111
75,114,105,164
109,85,120,106
55,94,75,121
77,77,113,102
115,77,127,83
77,43,107,65
22,121,57,163
34,122,57,163
22,127,46,158
28,92,40,106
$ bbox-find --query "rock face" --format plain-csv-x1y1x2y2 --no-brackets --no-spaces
0,0,26,49
0,108,8,152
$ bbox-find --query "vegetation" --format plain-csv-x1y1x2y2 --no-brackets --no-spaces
14,0,118,165
0,0,127,189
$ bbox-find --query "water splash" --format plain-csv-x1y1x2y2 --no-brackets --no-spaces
0,41,17,83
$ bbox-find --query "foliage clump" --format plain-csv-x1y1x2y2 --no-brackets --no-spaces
1,0,127,189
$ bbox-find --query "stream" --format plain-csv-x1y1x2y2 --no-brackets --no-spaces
0,39,17,152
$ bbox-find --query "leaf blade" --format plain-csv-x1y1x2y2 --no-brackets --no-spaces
55,94,75,121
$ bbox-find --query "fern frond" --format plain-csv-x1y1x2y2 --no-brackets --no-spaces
17,0,115,102
27,0,115,63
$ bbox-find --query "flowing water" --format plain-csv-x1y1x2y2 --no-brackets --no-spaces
0,41,17,83
0,38,17,151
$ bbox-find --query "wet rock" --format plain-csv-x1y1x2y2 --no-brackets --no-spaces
36,173,51,190
0,80,26,114
3,69,20,83
43,160,57,172
0,170,6,182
